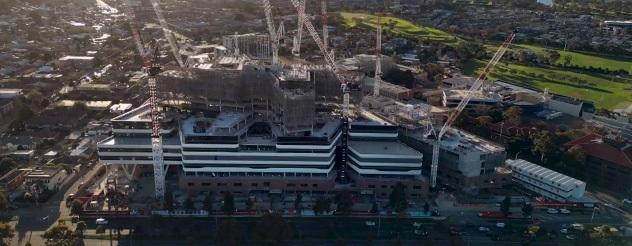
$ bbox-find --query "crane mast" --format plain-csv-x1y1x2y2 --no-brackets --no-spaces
321,0,328,51
373,16,382,97
290,0,351,182
429,31,516,188
150,0,185,67
292,0,306,57
262,0,279,64
123,2,167,203
123,0,146,58
148,57,166,203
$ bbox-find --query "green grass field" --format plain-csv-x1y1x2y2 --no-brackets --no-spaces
516,44,632,73
464,60,632,109
340,12,460,43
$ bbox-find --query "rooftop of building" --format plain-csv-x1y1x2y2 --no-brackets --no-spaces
349,140,421,157
506,159,586,189
99,134,182,146
441,128,505,154
58,56,94,61
0,89,22,99
23,166,64,178
565,133,632,169
181,111,252,136
444,89,501,101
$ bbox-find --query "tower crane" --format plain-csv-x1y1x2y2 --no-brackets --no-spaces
290,0,351,182
262,0,279,65
429,31,517,188
123,0,146,58
321,0,328,51
292,0,306,57
373,15,382,97
123,1,167,203
149,0,185,67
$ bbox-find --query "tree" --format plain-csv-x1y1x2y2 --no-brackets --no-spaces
254,213,291,246
70,200,84,215
389,183,408,213
564,146,587,178
504,106,523,124
185,197,195,211
75,221,87,237
521,202,533,218
14,100,34,123
216,219,241,246
313,197,331,215
335,191,354,215
500,196,511,217
222,192,235,215
72,101,88,112
294,193,303,213
0,223,14,245
532,131,555,162
563,55,572,66
246,197,255,210
42,224,76,246
0,158,16,177
164,191,174,211
203,195,213,215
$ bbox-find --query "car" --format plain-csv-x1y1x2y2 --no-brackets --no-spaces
413,222,423,228
560,228,569,234
71,215,80,223
547,208,559,214
565,234,577,240
365,221,376,226
560,208,571,214
414,229,429,236
479,227,491,232
95,218,108,225
496,222,506,228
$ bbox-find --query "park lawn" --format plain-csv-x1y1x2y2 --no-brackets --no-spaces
340,12,460,43
517,44,632,73
463,60,632,109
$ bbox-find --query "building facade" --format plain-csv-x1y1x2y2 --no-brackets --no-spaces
506,159,586,202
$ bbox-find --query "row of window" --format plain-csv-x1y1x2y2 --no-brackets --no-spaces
187,182,320,188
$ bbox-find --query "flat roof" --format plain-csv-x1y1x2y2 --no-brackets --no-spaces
181,111,252,136
349,140,421,157
59,56,94,61
441,128,505,153
99,135,181,146
507,159,585,189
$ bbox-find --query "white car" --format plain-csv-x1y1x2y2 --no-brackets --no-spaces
95,218,108,225
365,221,376,226
560,228,569,234
565,234,577,240
479,227,490,232
413,222,423,228
547,208,559,214
496,222,505,228
560,208,571,214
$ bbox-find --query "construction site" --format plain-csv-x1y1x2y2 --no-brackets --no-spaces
87,0,517,215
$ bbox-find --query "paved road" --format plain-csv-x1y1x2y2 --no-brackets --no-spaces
12,164,104,246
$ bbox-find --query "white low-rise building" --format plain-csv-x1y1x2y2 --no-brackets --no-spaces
506,159,586,202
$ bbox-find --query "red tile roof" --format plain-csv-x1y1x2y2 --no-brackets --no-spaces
566,134,632,169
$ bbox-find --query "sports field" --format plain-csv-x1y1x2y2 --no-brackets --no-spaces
464,60,632,109
340,12,460,43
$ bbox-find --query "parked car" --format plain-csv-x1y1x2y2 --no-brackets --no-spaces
479,227,491,232
560,208,571,214
547,208,559,214
496,222,506,228
365,221,376,226
560,228,570,234
565,234,577,240
95,218,108,225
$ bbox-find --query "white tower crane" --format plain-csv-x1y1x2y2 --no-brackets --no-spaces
373,16,383,97
262,0,279,64
123,2,167,203
149,0,185,67
292,0,306,57
429,31,517,188
321,0,328,51
290,0,352,182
